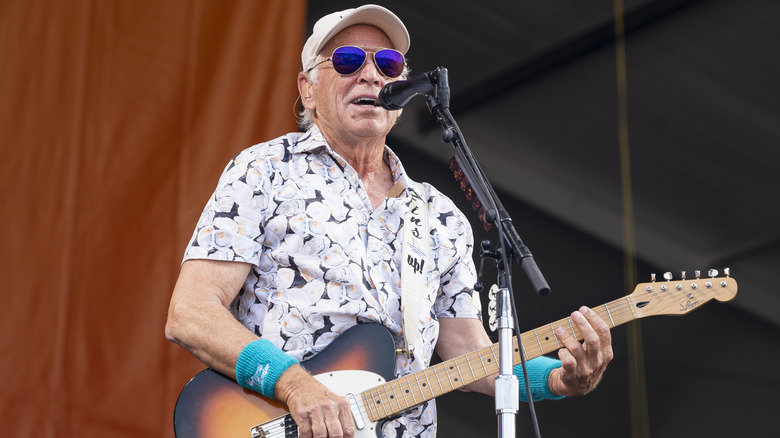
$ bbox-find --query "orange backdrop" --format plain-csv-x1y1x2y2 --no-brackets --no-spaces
0,0,305,436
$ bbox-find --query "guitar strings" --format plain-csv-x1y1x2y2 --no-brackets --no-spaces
358,281,730,418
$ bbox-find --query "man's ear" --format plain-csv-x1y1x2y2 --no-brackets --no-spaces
297,73,315,109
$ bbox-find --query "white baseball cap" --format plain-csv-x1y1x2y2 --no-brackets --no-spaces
301,4,410,71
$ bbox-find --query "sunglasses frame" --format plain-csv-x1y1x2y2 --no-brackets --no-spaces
310,45,406,79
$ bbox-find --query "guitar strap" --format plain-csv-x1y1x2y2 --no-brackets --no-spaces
400,181,429,358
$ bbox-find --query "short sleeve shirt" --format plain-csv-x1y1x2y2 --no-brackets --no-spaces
183,126,482,437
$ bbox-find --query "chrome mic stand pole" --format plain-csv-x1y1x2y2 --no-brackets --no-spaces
495,270,519,437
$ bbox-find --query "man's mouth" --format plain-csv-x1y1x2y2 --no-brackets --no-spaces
351,97,380,107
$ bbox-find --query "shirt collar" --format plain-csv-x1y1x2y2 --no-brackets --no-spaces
294,126,423,200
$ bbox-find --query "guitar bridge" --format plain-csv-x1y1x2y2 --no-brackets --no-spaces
250,414,297,438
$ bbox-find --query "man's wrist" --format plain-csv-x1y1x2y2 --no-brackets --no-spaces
547,367,564,397
235,338,299,399
273,363,312,403
514,357,565,401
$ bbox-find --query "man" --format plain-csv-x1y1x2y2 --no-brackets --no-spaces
166,5,613,438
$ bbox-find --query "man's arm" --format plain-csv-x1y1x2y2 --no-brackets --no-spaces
165,259,256,376
435,306,613,398
165,259,355,438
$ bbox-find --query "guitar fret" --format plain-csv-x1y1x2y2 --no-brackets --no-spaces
422,370,434,398
397,377,412,407
520,340,528,360
363,389,375,420
374,386,389,418
449,359,466,388
465,354,477,382
412,371,429,400
532,329,545,356
431,365,445,394
361,392,376,422
567,318,576,337
477,351,489,377
626,296,638,319
604,303,615,327
489,347,499,374
367,387,382,420
550,324,561,348
386,380,402,412
405,374,418,404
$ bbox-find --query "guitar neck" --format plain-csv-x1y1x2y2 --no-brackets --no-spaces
359,271,740,422
358,296,636,422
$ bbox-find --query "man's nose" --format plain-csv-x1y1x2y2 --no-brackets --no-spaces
358,55,383,83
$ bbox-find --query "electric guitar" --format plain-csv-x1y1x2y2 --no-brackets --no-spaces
174,273,738,438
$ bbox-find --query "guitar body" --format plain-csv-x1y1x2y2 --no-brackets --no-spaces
174,323,397,438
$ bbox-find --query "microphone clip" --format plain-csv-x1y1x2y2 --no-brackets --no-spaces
378,67,449,111
425,67,449,111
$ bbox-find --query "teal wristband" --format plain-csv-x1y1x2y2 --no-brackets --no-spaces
513,356,566,402
235,339,298,399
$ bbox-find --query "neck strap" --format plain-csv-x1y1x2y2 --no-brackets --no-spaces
400,181,429,358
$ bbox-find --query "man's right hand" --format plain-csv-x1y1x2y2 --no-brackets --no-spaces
274,364,356,438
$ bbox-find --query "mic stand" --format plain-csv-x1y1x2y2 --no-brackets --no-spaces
422,67,550,438
495,260,520,438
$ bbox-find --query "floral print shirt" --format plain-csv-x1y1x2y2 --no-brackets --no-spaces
184,126,482,437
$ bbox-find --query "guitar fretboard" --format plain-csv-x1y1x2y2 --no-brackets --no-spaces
359,295,638,421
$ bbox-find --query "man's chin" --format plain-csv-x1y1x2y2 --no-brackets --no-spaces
348,118,396,138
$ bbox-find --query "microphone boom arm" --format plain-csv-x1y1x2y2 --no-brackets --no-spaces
424,67,550,296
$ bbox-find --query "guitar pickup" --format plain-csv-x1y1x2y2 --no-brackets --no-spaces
250,414,297,438
347,393,366,430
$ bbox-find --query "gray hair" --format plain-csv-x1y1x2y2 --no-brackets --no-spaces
296,60,410,131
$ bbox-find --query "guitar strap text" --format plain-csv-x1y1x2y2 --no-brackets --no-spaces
400,181,429,358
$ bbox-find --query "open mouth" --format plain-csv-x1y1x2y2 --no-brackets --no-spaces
352,97,380,107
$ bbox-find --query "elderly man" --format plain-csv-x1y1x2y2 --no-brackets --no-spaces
166,4,613,438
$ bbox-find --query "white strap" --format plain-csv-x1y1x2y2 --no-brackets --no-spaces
400,181,429,358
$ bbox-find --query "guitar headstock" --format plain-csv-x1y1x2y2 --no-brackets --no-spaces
628,269,738,318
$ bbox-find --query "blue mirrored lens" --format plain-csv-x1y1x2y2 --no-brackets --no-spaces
374,49,405,78
332,46,367,75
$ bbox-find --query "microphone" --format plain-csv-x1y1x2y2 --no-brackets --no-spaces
378,70,437,110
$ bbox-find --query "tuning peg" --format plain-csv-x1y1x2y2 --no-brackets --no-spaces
695,270,701,279
663,272,673,281
681,271,686,280
724,267,731,277
650,273,656,283
708,269,718,278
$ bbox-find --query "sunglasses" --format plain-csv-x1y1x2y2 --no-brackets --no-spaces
313,46,406,79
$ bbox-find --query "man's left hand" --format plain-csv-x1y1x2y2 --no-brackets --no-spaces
549,306,614,397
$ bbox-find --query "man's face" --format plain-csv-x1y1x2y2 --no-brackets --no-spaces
304,24,403,142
